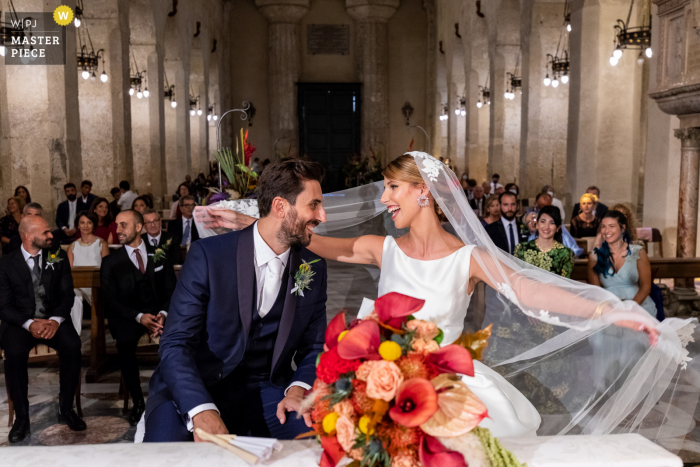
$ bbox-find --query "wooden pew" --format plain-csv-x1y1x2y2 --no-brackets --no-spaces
570,257,700,282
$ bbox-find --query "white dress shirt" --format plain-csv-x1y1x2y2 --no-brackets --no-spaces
185,222,309,431
147,233,162,248
64,199,77,231
500,217,520,254
117,190,138,209
490,182,504,193
123,240,167,324
20,245,65,331
181,217,193,245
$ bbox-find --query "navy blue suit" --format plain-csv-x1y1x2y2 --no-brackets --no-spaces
144,223,327,440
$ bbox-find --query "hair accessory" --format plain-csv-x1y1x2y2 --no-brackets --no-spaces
417,194,429,208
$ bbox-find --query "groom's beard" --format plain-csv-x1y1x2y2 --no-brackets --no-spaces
278,208,320,248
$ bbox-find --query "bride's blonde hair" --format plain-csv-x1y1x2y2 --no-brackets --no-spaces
382,154,447,222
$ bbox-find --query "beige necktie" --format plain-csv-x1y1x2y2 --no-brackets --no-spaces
259,257,283,318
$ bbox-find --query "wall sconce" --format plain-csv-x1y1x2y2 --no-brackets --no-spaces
402,102,414,126
245,102,256,126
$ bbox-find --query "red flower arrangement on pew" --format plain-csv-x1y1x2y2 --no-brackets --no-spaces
307,292,505,467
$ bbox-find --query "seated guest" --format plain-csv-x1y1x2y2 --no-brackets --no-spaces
169,195,200,247
504,183,519,197
68,212,109,305
571,185,608,219
609,203,639,243
481,195,500,226
109,187,122,219
117,180,138,210
14,185,31,204
464,178,477,200
541,184,566,222
0,216,85,442
484,192,529,255
56,183,79,245
469,185,486,217
481,181,491,196
101,210,176,425
76,180,96,213
133,195,153,215
570,193,601,238
170,183,192,219
516,206,575,278
142,209,182,264
523,196,583,257
88,197,118,244
1,196,24,255
6,203,44,255
588,210,656,317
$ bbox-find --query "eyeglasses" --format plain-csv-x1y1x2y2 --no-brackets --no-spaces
181,203,196,208
144,220,160,226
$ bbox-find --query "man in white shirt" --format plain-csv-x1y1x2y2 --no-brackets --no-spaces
490,173,504,193
101,210,177,427
143,158,328,443
117,180,138,210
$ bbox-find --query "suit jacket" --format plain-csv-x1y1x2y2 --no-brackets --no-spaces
56,200,72,230
0,248,75,344
145,223,328,421
469,197,485,217
100,244,177,341
77,194,97,213
168,216,200,247
142,231,183,265
484,218,530,255
571,202,608,221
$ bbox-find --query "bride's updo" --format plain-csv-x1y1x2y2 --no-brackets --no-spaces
382,154,447,222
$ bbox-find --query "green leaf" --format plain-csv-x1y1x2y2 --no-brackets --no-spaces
434,328,444,344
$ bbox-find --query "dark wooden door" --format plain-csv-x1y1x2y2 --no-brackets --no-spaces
298,83,361,192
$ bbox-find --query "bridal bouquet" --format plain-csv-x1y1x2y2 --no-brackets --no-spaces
308,292,523,467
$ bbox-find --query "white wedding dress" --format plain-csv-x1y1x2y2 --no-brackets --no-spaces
358,236,541,438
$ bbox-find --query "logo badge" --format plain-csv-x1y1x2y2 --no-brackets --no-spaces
53,6,73,26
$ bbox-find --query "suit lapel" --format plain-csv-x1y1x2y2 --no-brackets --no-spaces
13,250,35,303
271,247,302,373
237,224,256,346
40,249,53,299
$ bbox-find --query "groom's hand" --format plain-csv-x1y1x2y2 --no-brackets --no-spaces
192,410,228,442
277,386,312,427
140,313,163,335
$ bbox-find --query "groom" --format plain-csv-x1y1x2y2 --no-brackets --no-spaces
143,158,328,442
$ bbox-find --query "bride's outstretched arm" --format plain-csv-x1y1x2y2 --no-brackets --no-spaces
468,247,659,344
200,205,384,266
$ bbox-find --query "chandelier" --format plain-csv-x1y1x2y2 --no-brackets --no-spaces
0,0,24,58
544,0,570,88
129,49,148,98
438,103,449,121
609,0,651,66
477,74,490,108
76,1,107,82
505,54,521,100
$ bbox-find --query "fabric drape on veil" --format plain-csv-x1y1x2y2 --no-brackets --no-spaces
194,152,700,454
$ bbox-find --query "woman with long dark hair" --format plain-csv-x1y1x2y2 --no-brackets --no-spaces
84,197,118,244
515,205,575,278
14,186,31,204
588,210,656,316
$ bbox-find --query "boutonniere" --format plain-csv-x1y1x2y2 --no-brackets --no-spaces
153,239,171,263
291,259,321,297
45,248,63,270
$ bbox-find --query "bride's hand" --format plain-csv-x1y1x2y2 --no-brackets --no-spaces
207,205,256,230
612,319,659,346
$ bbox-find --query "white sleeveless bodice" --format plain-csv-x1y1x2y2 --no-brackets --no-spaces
72,238,103,267
378,236,475,345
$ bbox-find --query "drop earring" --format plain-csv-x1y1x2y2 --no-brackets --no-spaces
417,194,429,207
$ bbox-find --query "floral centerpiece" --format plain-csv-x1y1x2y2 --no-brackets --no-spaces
306,292,523,467
210,128,258,203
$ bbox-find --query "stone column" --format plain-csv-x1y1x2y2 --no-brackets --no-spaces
256,0,310,158
346,0,399,161
674,127,700,289
147,48,167,200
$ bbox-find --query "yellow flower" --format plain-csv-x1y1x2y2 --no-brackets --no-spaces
378,341,402,361
51,254,56,259
358,414,375,435
338,330,349,342
323,412,340,434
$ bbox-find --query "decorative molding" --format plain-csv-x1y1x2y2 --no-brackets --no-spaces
674,127,700,145
655,0,687,15
650,82,700,99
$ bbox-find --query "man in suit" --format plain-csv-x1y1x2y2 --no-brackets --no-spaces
6,203,44,255
168,195,200,247
143,158,327,442
142,209,182,264
76,180,97,213
469,185,486,217
0,216,85,443
101,210,177,426
485,192,529,255
571,186,608,220
55,182,78,245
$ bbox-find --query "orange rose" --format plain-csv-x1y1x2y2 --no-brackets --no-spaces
392,455,420,467
356,361,378,382
406,320,439,340
334,399,355,418
411,337,440,354
366,360,404,401
335,415,356,453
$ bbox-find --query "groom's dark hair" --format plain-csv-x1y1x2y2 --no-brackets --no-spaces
257,158,325,218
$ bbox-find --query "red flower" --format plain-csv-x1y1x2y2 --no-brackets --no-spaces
317,347,361,384
419,435,467,467
320,435,346,467
389,378,438,427
243,129,257,166
397,353,438,380
337,320,381,360
325,312,347,351
427,345,474,377
377,423,421,458
374,293,425,328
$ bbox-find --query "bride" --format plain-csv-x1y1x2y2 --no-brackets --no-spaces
196,152,696,446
